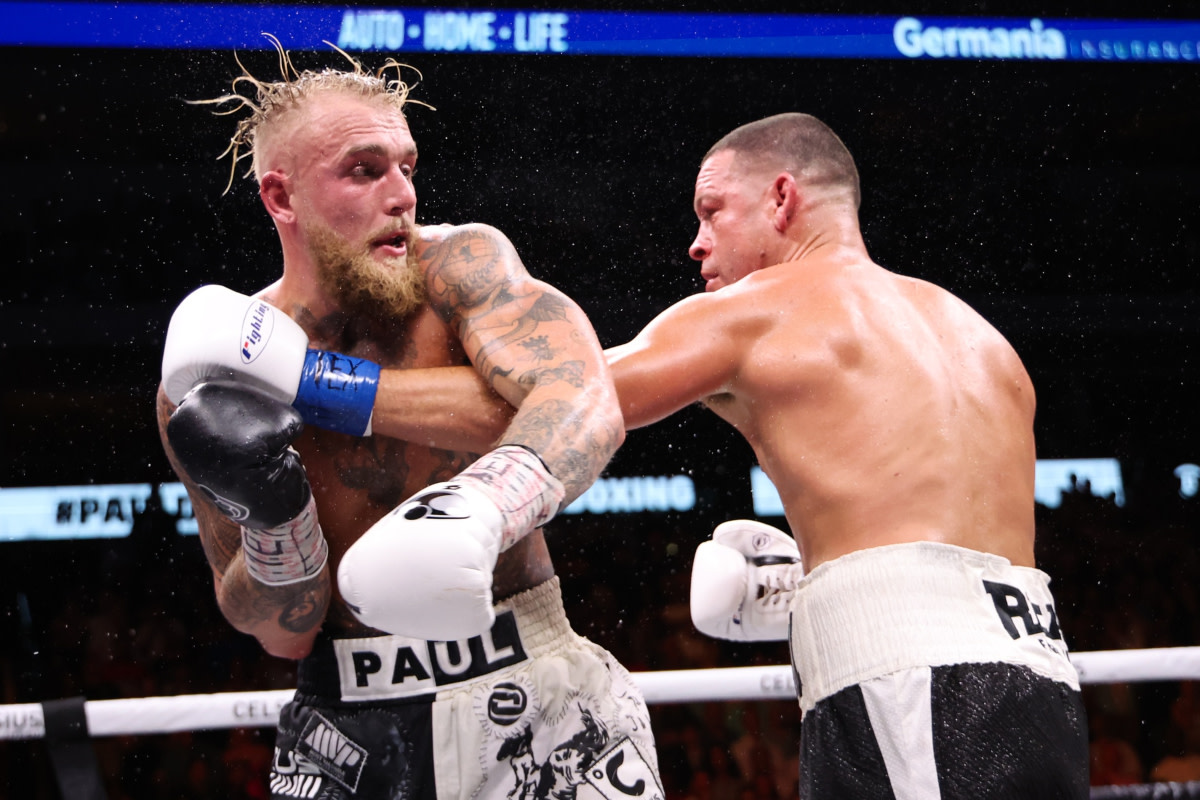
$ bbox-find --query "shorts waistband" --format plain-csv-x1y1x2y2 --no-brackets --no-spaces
298,576,572,703
788,542,1079,712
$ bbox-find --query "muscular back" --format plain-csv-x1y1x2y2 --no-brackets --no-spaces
709,256,1037,570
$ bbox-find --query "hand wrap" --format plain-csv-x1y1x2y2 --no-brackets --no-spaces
451,444,565,551
240,495,329,586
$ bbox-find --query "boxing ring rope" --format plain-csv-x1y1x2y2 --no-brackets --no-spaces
6,647,1200,798
3,646,1199,742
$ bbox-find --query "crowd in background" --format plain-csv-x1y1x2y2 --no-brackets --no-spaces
1,477,1198,798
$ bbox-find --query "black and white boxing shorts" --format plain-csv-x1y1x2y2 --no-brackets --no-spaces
269,577,663,800
788,542,1089,799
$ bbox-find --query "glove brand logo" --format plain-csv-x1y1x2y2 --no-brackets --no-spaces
399,487,469,521
486,681,528,725
197,485,250,522
241,300,275,364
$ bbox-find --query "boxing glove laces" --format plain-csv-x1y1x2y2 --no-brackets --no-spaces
690,519,804,641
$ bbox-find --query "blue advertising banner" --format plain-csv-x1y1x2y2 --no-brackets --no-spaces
2,3,1199,63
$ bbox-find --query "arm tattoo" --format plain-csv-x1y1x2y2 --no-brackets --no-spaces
504,398,621,498
420,226,619,498
222,567,330,635
470,293,572,369
197,519,241,577
278,584,331,634
515,360,586,390
422,231,511,317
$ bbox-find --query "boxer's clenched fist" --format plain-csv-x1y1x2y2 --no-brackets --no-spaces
338,445,564,640
167,380,327,586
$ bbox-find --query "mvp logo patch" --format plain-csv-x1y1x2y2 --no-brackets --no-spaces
296,712,367,792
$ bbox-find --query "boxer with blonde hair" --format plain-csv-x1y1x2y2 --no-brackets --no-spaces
157,38,661,800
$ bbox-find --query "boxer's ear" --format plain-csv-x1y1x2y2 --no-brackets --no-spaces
770,172,799,231
260,170,294,224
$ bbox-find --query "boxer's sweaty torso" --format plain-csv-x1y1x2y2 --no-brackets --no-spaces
262,288,553,639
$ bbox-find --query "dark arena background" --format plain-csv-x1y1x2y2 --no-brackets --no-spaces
2,1,1200,797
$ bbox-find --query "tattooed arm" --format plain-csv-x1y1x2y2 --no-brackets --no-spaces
155,386,330,660
417,223,623,503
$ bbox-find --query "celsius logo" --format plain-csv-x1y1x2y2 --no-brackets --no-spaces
241,301,274,363
894,17,1066,60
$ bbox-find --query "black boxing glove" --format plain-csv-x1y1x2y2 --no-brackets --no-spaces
167,380,328,585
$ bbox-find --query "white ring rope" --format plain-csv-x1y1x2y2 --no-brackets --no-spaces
3,646,1198,742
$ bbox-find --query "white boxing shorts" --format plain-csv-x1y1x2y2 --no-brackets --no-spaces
789,542,1089,799
270,577,663,800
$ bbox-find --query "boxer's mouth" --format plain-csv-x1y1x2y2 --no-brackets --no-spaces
373,231,408,256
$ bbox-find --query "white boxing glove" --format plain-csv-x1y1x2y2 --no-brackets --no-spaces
690,519,804,641
338,445,565,641
161,284,381,436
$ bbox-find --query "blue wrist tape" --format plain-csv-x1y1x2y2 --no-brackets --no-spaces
294,350,381,436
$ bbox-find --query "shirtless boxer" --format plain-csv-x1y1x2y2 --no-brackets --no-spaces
392,113,1090,797
605,113,1089,798
156,42,662,799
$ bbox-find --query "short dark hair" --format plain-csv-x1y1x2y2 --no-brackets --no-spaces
704,113,861,209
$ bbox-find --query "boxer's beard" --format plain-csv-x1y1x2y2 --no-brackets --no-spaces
304,219,426,321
